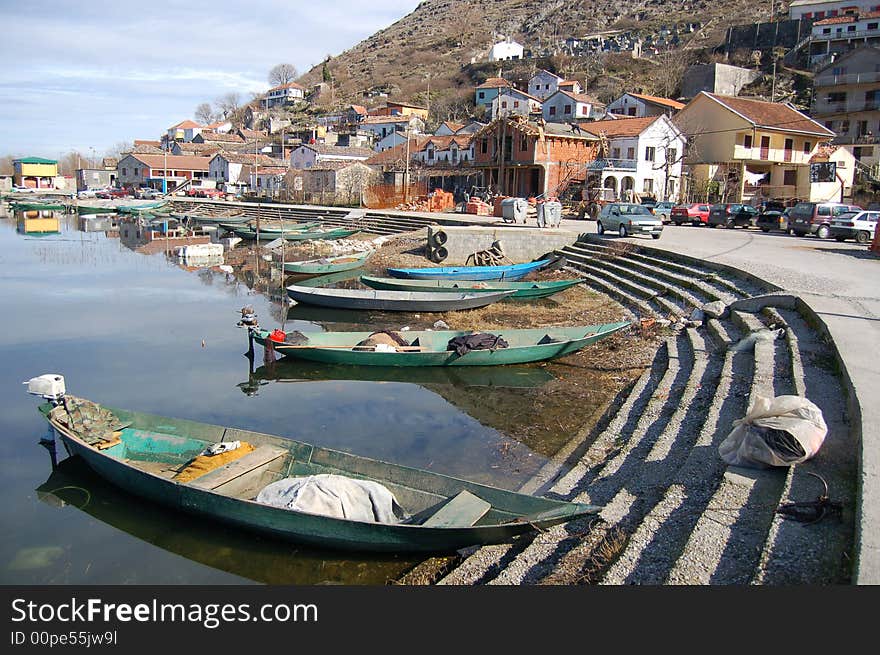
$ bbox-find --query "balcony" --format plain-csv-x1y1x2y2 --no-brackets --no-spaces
810,29,880,43
586,158,637,171
815,70,880,86
732,145,809,164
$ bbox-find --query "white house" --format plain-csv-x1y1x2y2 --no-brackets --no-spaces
528,69,564,100
542,90,604,122
251,165,289,195
491,89,542,119
583,115,687,202
166,120,203,143
263,82,306,109
289,143,374,169
208,152,277,188
413,135,476,166
358,115,424,149
488,37,524,61
789,0,877,20
377,130,409,152
607,92,686,118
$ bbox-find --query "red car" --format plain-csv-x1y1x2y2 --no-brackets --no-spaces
670,203,711,226
96,187,130,199
200,188,226,199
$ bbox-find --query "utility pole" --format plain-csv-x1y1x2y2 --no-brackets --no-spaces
497,117,506,195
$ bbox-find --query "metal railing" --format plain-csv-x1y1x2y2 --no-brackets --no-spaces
586,158,638,171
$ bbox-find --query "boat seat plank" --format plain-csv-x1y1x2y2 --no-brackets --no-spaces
188,445,287,490
421,490,491,528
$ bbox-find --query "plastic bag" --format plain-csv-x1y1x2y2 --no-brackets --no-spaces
718,395,827,468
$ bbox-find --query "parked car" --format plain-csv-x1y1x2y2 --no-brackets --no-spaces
77,189,98,199
199,188,226,199
829,210,880,243
670,203,711,226
755,201,789,233
652,201,675,223
597,202,663,239
708,203,758,228
136,187,163,199
640,197,657,213
789,201,863,238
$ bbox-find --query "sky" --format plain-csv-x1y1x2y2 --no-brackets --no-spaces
0,0,422,160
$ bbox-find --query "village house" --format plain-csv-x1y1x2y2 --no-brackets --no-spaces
166,120,203,143
76,166,117,191
789,0,879,20
263,81,306,109
377,130,409,152
13,157,58,189
607,92,686,118
474,77,514,108
289,143,374,169
413,134,476,166
808,11,880,64
287,161,378,205
116,153,210,191
542,90,605,122
202,119,233,133
811,46,880,166
673,91,838,203
473,115,600,198
208,152,278,192
370,101,429,121
192,131,245,146
435,119,485,135
491,88,543,119
581,115,687,202
251,165,290,196
528,70,565,100
171,142,222,157
488,37,524,61
358,115,425,149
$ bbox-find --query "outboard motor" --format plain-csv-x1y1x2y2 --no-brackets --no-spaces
24,374,66,469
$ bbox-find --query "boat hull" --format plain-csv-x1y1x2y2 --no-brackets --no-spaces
285,284,515,311
283,251,372,275
43,405,598,553
359,276,583,299
386,259,551,281
254,323,629,366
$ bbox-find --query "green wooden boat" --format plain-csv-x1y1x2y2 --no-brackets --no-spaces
76,204,117,214
283,250,373,275
229,222,320,238
359,275,585,299
251,322,630,366
234,226,358,241
30,382,599,552
184,214,251,225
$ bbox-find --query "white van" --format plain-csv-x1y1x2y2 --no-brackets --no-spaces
829,210,880,244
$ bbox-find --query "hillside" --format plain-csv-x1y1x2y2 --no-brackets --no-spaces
298,0,793,122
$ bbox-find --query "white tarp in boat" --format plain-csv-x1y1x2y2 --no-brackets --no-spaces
256,473,406,523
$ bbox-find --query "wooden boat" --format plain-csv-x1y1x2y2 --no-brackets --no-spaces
359,275,584,300
184,214,251,225
251,322,630,366
30,382,599,552
10,201,66,211
386,258,552,281
75,204,117,214
229,223,323,239
286,284,516,311
283,250,373,275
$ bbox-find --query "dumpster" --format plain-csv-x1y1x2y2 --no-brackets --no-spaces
543,200,562,228
501,197,528,224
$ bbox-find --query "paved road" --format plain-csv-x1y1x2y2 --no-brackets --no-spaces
564,218,880,584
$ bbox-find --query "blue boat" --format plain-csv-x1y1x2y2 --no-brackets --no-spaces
386,259,552,281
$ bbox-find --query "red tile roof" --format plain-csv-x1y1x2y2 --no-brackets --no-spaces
197,131,245,143
440,121,464,133
365,138,429,165
476,77,513,89
703,92,835,137
212,152,278,165
626,92,685,110
268,81,305,92
559,90,603,105
170,120,201,129
814,11,880,25
579,116,660,138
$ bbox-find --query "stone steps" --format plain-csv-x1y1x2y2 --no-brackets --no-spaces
429,238,854,587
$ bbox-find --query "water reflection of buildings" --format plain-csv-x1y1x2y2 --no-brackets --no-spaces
16,210,61,235
119,218,212,255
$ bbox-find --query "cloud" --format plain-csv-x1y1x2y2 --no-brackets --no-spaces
0,0,422,157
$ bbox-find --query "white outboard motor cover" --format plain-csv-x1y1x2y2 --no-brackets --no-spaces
24,374,66,399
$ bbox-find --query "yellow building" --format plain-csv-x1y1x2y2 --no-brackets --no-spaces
13,157,58,189
674,92,837,203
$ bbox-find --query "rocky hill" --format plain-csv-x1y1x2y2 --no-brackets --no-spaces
297,0,793,123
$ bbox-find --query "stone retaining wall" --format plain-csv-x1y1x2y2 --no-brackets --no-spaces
426,225,578,264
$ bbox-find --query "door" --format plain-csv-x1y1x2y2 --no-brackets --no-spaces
784,138,793,162
760,136,771,160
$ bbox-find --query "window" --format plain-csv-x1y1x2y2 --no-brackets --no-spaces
823,28,831,34
869,23,879,29
549,106,556,116
847,25,856,32
427,147,434,160
645,146,656,162
611,148,620,159
804,140,812,153
627,107,637,116
744,134,753,148
513,101,519,108
564,104,571,114
627,147,635,160
643,179,653,193
480,139,488,154
478,91,485,100
122,168,127,176
501,101,507,108
520,135,528,151
828,91,847,103
134,168,139,176
667,148,677,163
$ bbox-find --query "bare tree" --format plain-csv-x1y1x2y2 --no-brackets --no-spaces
104,142,132,159
215,92,242,119
269,63,298,87
195,102,216,124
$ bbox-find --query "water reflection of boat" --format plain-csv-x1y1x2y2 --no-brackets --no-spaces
240,358,556,394
35,457,416,585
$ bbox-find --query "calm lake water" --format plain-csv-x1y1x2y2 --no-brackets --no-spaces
0,207,595,585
